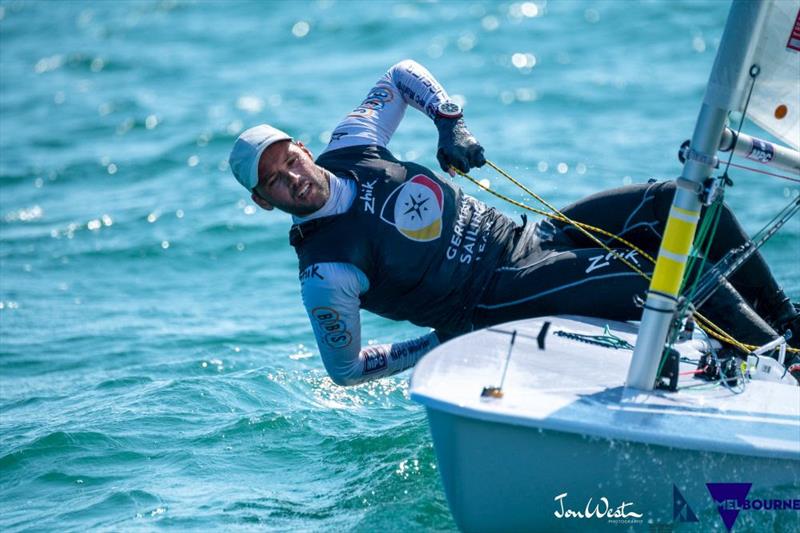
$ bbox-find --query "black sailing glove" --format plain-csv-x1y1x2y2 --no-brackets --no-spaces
434,116,486,176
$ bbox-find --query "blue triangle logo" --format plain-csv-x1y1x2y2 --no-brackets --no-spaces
673,485,699,522
706,483,752,532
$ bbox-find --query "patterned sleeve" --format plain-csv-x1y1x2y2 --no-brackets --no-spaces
301,262,440,386
321,59,451,154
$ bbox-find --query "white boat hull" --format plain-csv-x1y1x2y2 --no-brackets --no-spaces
410,316,800,531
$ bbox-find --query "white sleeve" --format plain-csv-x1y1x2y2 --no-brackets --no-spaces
322,59,451,154
301,262,440,386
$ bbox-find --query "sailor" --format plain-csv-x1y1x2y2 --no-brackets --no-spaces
229,60,798,386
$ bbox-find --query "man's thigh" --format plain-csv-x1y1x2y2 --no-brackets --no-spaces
473,247,651,328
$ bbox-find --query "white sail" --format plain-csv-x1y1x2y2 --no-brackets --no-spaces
747,1,800,149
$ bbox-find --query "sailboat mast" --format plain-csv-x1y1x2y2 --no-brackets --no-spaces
626,0,772,391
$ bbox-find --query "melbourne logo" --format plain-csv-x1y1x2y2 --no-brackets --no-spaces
380,174,443,242
705,482,800,532
707,483,751,532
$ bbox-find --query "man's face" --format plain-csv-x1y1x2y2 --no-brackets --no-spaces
251,140,330,216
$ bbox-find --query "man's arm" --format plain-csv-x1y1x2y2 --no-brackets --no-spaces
323,59,486,174
301,262,439,386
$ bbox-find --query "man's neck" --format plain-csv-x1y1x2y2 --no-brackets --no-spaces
292,171,356,224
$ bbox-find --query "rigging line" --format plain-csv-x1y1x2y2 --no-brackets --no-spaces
695,310,797,355
695,312,747,349
690,69,800,355
680,68,758,309
678,196,799,355
458,166,756,353
456,163,800,355
722,65,760,176
459,163,799,353
744,197,799,250
690,197,800,311
483,160,651,279
682,198,724,303
727,161,800,183
678,65,760,304
679,381,723,392
751,196,800,242
664,66,761,357
455,169,658,265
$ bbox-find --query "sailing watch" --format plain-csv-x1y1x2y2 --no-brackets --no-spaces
435,101,463,120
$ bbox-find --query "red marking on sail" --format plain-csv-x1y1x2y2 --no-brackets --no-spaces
787,9,800,52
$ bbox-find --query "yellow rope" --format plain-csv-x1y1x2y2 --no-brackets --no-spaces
694,312,751,352
455,161,798,355
456,167,653,280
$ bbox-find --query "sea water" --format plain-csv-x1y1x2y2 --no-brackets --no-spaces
1,1,797,531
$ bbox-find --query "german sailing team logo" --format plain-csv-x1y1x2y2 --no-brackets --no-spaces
379,174,443,241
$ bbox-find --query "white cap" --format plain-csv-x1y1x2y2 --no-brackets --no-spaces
229,124,291,190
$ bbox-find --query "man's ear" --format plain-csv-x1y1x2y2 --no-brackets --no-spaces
295,140,314,160
251,192,274,211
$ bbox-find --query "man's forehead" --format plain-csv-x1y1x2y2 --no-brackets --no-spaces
258,139,292,178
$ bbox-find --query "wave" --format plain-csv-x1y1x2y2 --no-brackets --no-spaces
0,431,124,471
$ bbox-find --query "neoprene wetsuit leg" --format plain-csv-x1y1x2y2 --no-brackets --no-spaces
472,240,779,348
551,180,795,331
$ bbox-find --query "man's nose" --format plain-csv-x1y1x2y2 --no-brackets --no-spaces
282,168,301,183
286,171,303,192
278,170,299,187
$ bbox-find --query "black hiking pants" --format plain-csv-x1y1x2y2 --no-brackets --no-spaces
472,181,783,347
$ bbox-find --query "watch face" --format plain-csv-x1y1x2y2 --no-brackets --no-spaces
437,101,462,118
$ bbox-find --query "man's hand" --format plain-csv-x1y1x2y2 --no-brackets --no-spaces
435,117,486,177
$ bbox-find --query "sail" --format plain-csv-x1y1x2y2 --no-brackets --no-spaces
747,2,800,150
